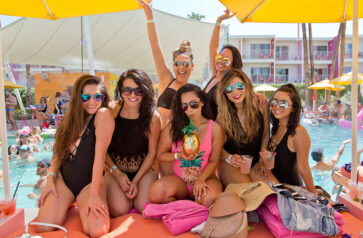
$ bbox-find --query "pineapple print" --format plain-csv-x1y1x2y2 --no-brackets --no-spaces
182,116,200,157
180,151,205,184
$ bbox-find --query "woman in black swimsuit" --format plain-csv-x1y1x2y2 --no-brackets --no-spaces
105,69,161,216
37,97,51,121
138,0,194,126
204,10,243,120
36,75,115,237
261,84,316,193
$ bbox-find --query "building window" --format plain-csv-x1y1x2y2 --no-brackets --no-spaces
276,46,288,60
251,67,271,84
313,68,328,81
313,45,328,60
275,68,288,83
251,44,272,58
343,67,352,73
345,43,352,58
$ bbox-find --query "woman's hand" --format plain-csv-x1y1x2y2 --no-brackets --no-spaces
216,9,235,23
254,160,272,181
178,149,196,161
114,171,131,192
38,177,58,207
86,194,109,218
137,0,153,19
193,178,211,201
229,154,244,168
126,182,138,200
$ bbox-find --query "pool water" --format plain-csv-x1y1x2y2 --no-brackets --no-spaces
1,124,362,208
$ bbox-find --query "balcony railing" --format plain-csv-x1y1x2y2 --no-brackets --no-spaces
275,75,304,84
312,51,333,60
345,52,363,59
275,52,302,61
243,49,274,59
249,74,274,84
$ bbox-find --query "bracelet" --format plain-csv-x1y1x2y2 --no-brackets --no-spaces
48,172,56,177
147,19,154,24
216,22,221,26
110,165,118,173
174,152,179,160
226,155,232,164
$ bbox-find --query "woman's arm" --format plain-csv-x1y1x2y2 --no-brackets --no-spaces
131,113,161,185
209,10,234,77
138,0,174,92
293,125,316,193
156,123,174,162
90,108,115,196
54,99,59,113
260,95,270,151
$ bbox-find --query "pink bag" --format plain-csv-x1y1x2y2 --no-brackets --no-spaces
143,200,209,235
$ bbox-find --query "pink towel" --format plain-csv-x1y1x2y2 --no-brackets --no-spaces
143,200,209,235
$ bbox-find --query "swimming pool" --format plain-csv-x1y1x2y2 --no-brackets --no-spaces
1,124,362,208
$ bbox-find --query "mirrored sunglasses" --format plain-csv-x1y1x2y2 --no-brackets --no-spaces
215,54,231,66
180,101,200,111
120,87,143,96
81,93,104,102
174,61,190,67
270,99,291,109
225,82,245,94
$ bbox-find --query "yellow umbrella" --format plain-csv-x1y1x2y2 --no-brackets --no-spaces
4,80,24,89
219,0,363,23
1,0,140,20
308,79,346,91
329,72,363,85
254,84,277,92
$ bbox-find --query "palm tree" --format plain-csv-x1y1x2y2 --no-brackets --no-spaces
187,12,206,21
302,24,311,111
308,24,316,111
25,64,32,106
337,23,346,99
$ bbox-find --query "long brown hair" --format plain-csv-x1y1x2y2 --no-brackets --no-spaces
53,75,109,161
217,69,261,145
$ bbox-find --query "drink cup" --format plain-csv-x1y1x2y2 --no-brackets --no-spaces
240,155,253,174
348,181,359,200
263,151,275,169
0,199,16,216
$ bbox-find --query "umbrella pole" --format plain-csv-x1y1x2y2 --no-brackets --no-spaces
84,16,95,75
351,0,358,183
0,20,11,200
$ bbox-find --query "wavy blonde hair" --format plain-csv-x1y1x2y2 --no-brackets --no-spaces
217,69,261,145
172,40,193,63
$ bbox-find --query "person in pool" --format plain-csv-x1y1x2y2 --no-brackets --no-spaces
5,90,18,130
311,139,351,171
318,101,330,118
138,0,194,127
261,84,316,193
27,159,51,199
150,84,223,206
36,75,114,237
105,69,161,216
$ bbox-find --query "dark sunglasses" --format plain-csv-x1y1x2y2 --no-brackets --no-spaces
81,93,104,102
215,54,231,66
120,87,143,96
225,82,245,94
174,61,190,67
180,101,200,111
270,98,291,109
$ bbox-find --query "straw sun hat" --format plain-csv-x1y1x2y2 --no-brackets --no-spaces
225,182,275,211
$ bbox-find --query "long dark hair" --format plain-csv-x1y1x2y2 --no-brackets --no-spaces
220,45,243,69
170,84,210,142
54,75,109,161
271,83,303,136
115,69,155,136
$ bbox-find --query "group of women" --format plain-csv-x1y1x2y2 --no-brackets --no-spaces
34,4,316,237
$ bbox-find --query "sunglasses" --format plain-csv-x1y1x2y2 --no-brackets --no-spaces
225,82,246,94
180,101,200,111
120,87,143,96
174,61,190,67
81,93,104,102
270,99,291,109
215,54,231,66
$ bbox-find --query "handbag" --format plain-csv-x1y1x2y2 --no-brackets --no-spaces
201,192,248,238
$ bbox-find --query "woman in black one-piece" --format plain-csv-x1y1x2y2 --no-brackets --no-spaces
261,84,316,193
105,69,161,216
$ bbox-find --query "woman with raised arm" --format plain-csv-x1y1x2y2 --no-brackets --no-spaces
36,75,114,237
204,10,243,120
138,0,194,126
216,69,272,186
261,84,316,193
150,84,223,207
105,69,161,216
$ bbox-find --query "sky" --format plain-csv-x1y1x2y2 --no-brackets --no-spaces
0,0,362,38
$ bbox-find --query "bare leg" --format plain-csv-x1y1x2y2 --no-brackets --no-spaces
194,178,223,207
105,172,132,218
76,177,110,238
150,175,188,203
7,111,18,130
34,176,74,233
249,166,279,183
159,160,174,177
134,170,158,213
217,160,251,187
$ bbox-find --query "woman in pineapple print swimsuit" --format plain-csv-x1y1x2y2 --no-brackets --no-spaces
150,84,223,206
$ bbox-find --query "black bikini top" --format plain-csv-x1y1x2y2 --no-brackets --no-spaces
157,79,176,109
